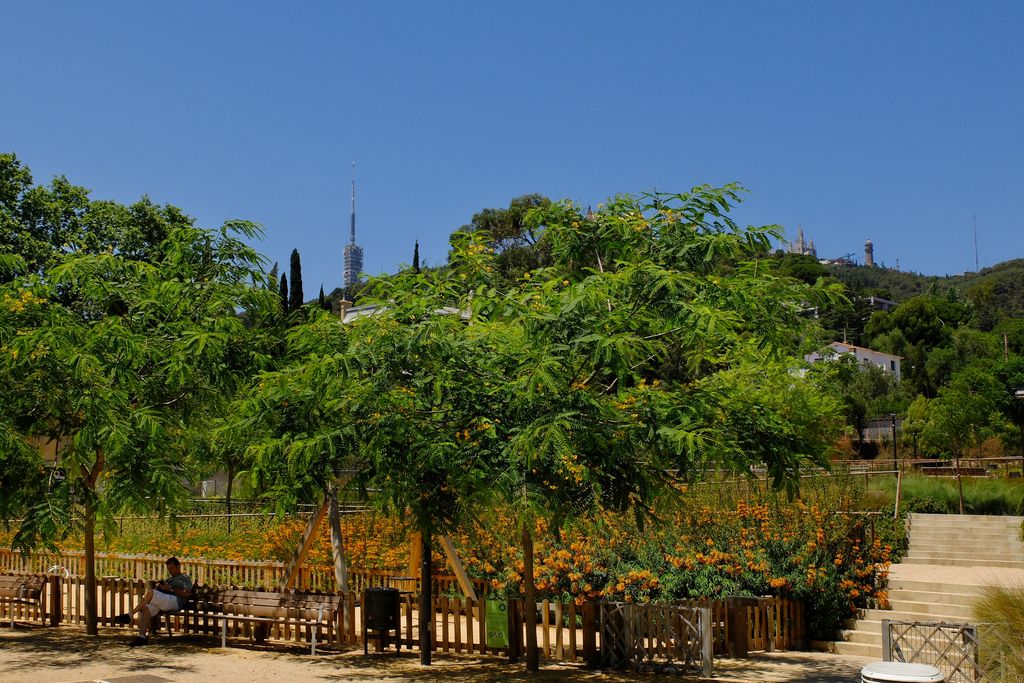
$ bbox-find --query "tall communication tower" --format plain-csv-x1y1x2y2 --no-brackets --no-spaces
343,162,364,290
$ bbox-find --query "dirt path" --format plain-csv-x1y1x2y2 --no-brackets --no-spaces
0,625,872,682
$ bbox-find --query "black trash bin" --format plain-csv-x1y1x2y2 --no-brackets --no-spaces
363,587,401,653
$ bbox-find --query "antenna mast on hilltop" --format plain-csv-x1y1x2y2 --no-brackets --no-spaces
342,161,364,290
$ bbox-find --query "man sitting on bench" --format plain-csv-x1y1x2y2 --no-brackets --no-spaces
114,557,192,646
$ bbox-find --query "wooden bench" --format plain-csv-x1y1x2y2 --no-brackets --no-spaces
0,574,45,628
165,587,342,654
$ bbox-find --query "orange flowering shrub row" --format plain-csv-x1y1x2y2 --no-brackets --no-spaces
0,492,895,639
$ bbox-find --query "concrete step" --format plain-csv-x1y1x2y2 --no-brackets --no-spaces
908,528,1021,538
830,519,1024,663
908,531,1021,543
904,549,1024,562
885,577,989,593
907,547,1021,557
905,549,1024,560
884,599,975,619
908,523,1021,533
908,536,1021,548
908,530,1021,541
909,524,1019,532
906,543,1020,554
900,556,1024,569
824,639,880,658
840,628,882,645
857,608,975,624
910,512,1024,522
887,589,980,607
905,548,1024,557
909,514,1024,529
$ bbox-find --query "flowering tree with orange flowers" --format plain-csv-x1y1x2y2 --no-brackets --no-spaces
482,186,845,667
234,185,846,667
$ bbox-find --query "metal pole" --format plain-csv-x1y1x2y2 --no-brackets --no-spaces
891,413,898,477
881,619,892,662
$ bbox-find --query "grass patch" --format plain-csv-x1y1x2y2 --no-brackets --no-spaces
874,474,1024,516
974,583,1024,682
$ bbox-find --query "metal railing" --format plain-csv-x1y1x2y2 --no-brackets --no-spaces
882,619,1022,683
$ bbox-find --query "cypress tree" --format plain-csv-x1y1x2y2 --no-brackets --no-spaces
318,284,326,310
279,273,289,314
268,262,279,289
289,249,304,311
413,240,420,274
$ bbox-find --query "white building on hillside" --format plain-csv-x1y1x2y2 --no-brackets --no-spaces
805,341,902,383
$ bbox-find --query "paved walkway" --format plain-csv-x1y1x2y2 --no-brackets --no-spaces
1,625,874,682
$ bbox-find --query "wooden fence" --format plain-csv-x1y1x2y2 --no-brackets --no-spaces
0,548,482,597
0,550,806,663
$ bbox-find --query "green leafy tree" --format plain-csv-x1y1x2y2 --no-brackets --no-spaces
231,185,845,669
866,295,969,396
904,395,931,458
994,318,1024,356
923,367,1005,513
0,153,191,280
457,193,552,280
774,252,829,285
234,252,508,665
0,221,272,635
488,187,844,668
993,357,1024,468
816,355,896,456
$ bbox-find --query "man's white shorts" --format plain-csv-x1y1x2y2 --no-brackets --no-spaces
147,590,179,617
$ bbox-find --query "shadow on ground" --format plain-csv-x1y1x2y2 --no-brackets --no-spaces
0,625,869,682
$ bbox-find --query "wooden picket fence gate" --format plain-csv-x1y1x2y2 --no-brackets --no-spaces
596,601,713,674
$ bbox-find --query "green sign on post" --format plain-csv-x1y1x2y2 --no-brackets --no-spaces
485,599,509,649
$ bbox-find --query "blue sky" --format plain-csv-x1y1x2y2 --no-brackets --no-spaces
3,1,1022,295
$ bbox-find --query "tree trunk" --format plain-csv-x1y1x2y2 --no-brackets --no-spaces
522,520,539,672
419,531,432,665
84,497,98,635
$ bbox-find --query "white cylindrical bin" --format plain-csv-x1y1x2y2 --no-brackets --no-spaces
861,662,945,683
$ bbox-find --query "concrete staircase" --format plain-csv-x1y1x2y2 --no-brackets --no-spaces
828,513,1024,658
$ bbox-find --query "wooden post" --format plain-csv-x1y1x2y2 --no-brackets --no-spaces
438,535,477,601
582,602,597,668
701,606,713,677
727,597,756,658
282,497,330,590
